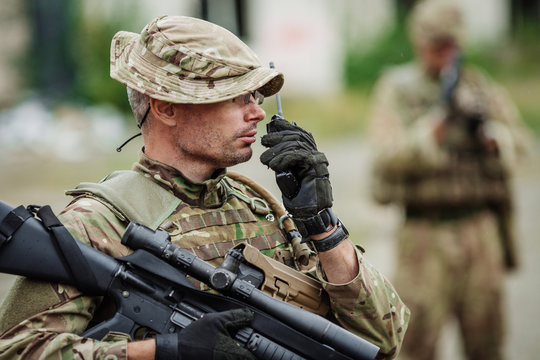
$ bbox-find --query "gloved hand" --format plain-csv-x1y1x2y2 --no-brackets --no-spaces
447,82,490,143
155,308,256,360
260,118,333,220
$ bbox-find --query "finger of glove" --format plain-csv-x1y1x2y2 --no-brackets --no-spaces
222,308,254,334
261,147,313,173
283,177,334,218
311,152,330,177
261,130,316,149
202,309,253,328
271,153,328,178
267,118,311,135
260,141,312,167
262,148,329,178
214,336,257,360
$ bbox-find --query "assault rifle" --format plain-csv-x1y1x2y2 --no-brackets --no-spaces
0,201,379,360
440,50,462,110
439,50,487,154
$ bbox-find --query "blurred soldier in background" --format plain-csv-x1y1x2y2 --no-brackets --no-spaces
368,0,531,359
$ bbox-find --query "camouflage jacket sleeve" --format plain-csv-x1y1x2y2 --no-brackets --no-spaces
473,69,532,168
313,246,410,359
0,198,130,360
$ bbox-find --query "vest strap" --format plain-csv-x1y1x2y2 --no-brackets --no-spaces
220,178,271,216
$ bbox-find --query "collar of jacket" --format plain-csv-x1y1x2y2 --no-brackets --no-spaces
134,150,227,208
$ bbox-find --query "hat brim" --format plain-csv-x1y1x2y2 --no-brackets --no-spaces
111,31,284,104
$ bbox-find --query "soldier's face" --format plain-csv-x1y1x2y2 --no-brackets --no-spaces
417,38,458,77
173,94,266,169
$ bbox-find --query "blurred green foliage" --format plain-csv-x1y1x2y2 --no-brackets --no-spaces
69,3,137,113
344,20,414,92
22,1,138,113
261,90,371,140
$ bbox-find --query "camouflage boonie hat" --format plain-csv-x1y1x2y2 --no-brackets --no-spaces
110,15,284,104
408,0,465,46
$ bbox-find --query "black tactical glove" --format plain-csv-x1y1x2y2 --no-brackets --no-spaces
260,118,333,220
155,308,256,360
260,118,351,251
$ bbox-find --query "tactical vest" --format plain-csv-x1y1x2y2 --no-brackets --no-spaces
373,155,510,208
66,170,328,319
65,170,300,270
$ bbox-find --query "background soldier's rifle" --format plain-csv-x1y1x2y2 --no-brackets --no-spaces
440,50,485,153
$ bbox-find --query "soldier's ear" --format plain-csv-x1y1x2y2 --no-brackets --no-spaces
150,98,178,127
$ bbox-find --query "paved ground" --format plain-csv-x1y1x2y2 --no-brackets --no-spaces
1,137,539,359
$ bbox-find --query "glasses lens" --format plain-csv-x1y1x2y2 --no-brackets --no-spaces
253,91,264,105
236,91,264,105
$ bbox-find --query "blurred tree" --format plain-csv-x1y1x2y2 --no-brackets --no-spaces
344,2,414,91
511,0,540,32
26,0,77,106
394,0,417,16
70,4,136,113
23,0,138,115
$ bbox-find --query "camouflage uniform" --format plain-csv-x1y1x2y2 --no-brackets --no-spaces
0,152,409,359
368,3,529,358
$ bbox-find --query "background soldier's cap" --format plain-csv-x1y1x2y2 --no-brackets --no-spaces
408,0,465,46
110,15,284,104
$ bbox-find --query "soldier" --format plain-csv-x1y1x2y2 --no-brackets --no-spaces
0,15,409,359
368,1,530,359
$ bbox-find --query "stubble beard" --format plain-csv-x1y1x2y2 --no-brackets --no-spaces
207,126,256,168
219,143,253,168
175,129,254,170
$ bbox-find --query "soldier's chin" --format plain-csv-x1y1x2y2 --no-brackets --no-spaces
225,149,253,168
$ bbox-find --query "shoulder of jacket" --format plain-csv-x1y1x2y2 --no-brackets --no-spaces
381,62,421,83
65,170,181,230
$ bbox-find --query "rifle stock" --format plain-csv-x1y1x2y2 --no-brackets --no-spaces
0,201,379,360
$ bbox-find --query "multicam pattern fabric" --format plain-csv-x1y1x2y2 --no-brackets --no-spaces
110,15,284,104
368,61,529,360
0,152,409,359
408,0,465,46
394,211,505,360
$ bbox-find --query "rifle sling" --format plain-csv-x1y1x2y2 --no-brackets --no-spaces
0,205,33,246
35,205,99,295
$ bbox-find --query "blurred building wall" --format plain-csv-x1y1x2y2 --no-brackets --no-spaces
248,0,397,96
456,0,511,46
